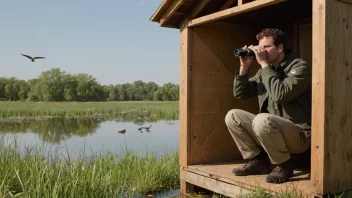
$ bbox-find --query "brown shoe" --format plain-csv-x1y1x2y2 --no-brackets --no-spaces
266,162,293,183
233,154,270,176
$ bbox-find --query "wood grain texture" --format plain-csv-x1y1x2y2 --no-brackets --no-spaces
183,161,318,197
311,0,326,195
220,0,236,10
324,0,352,193
179,26,192,167
188,0,286,27
337,0,352,5
189,22,260,164
160,0,183,26
189,0,211,19
181,168,252,197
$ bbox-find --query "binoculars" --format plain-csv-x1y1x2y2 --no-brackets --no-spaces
234,48,255,57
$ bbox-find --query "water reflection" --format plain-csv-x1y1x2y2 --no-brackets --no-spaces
0,118,101,143
0,118,179,156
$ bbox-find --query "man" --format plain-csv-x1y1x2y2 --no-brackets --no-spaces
224,28,311,184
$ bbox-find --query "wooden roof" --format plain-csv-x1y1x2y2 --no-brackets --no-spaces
150,0,291,29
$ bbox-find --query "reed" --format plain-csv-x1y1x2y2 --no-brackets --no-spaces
0,101,178,120
0,138,179,198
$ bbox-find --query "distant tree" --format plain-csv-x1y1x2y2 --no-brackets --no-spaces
153,83,179,101
122,83,134,101
4,77,18,101
145,82,159,101
107,85,119,101
75,73,104,101
118,84,129,101
27,78,41,101
0,78,8,100
160,83,172,101
169,84,179,101
103,85,111,101
153,90,162,101
1,68,179,102
132,80,146,101
39,68,66,101
16,80,30,101
63,74,78,101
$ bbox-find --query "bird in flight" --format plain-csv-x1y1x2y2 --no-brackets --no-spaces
21,54,45,62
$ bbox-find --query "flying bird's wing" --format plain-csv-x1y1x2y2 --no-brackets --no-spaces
33,57,45,59
21,54,33,59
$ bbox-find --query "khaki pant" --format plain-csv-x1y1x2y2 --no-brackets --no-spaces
225,109,311,164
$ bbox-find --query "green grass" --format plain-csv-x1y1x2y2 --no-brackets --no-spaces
1,137,350,198
0,101,179,120
0,138,179,198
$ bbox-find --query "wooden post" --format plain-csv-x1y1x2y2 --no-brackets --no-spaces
312,0,352,195
311,0,326,194
179,21,192,166
322,0,352,193
179,21,193,196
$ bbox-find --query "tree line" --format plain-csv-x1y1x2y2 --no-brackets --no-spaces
0,68,179,102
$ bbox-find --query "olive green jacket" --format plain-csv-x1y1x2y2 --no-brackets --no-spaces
234,52,311,137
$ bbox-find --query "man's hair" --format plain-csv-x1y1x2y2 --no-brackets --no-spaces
256,28,287,51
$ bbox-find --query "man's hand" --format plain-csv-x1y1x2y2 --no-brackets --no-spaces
239,45,254,75
248,45,269,68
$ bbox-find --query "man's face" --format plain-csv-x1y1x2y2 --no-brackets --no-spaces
258,36,282,64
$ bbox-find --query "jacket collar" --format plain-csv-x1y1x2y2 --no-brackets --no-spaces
278,50,295,70
268,49,296,71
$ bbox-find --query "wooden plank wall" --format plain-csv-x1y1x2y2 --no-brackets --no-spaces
189,22,260,164
312,0,352,195
298,23,312,67
324,0,352,194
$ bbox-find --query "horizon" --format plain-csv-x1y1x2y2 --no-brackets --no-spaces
1,67,179,86
0,1,180,86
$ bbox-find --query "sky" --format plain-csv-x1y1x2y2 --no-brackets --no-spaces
0,0,180,86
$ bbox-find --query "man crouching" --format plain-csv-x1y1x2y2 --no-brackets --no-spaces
225,28,311,184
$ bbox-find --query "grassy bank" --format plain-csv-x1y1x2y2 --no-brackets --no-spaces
1,141,348,198
0,139,179,198
0,101,178,121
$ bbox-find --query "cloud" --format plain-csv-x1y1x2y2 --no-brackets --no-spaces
137,0,145,6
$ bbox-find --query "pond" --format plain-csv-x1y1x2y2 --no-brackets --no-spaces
0,117,179,157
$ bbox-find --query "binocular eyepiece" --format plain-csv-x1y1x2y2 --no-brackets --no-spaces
234,48,255,57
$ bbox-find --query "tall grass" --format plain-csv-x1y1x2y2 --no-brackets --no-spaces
0,138,179,198
0,101,179,120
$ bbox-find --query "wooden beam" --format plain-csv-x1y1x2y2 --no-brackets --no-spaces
180,176,194,198
150,0,172,22
174,12,188,17
180,169,252,197
189,0,211,19
220,0,236,11
311,0,326,195
160,0,184,26
337,0,352,5
188,0,286,27
182,2,193,6
179,24,192,166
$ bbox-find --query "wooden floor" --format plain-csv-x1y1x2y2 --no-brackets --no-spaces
182,160,318,197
